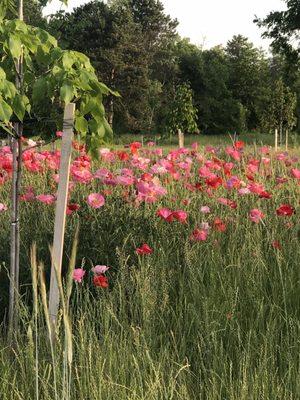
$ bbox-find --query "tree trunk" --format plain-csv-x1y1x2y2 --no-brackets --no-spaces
8,0,23,340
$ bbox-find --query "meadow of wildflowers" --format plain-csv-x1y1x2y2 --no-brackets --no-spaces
0,137,300,399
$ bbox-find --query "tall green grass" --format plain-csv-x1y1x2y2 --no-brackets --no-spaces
0,146,300,399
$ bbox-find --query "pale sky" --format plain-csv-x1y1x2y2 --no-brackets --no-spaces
44,0,286,50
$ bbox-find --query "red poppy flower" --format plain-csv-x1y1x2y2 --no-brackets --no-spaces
66,203,80,215
272,240,281,250
136,243,153,255
276,204,295,217
130,142,142,154
234,140,244,150
117,151,129,161
213,218,227,232
93,275,109,288
259,191,272,199
205,176,223,189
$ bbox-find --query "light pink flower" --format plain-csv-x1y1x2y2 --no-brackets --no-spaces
200,222,210,231
249,209,265,223
200,206,210,214
238,188,251,195
73,268,86,283
0,203,7,212
92,265,110,275
36,194,56,205
87,193,105,208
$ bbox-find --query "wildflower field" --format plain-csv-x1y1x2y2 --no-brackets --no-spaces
1,137,300,399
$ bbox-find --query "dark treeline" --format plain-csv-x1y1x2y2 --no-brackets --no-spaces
24,0,300,135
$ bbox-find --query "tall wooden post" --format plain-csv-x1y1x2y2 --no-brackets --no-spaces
275,128,278,152
178,129,184,148
285,129,289,151
48,103,75,339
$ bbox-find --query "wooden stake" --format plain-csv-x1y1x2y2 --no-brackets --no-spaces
48,103,75,338
285,129,289,151
178,129,184,148
275,128,278,152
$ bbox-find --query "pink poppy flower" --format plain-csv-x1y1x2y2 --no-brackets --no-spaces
71,168,93,184
0,203,7,212
172,210,188,223
157,208,173,221
249,209,265,223
20,186,35,201
92,265,110,275
36,194,56,205
73,268,86,283
291,168,300,179
191,229,208,242
87,193,105,209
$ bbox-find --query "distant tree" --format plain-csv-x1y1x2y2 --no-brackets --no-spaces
6,0,46,27
166,83,198,137
226,35,269,130
255,2,300,131
49,0,178,133
177,41,245,134
255,0,300,65
261,78,297,140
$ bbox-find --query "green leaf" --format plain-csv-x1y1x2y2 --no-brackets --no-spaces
32,78,48,105
0,68,6,80
0,98,13,123
12,94,25,121
9,35,22,59
0,121,13,135
62,52,75,70
12,94,29,121
60,83,75,104
75,115,88,134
